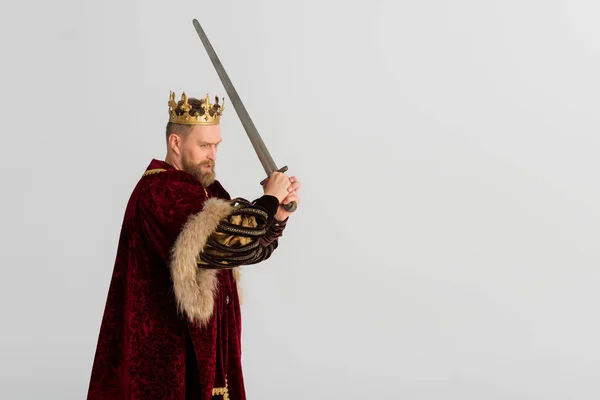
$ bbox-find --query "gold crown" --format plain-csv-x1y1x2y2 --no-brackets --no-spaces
168,91,225,125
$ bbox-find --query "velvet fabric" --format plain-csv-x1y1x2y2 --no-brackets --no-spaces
87,159,286,399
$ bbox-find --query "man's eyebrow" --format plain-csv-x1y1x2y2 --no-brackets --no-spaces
199,139,222,145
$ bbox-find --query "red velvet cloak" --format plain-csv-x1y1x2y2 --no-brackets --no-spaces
87,159,286,399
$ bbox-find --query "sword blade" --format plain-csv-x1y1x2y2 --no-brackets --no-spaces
192,19,278,176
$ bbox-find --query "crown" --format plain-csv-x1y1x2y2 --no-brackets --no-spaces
168,91,225,125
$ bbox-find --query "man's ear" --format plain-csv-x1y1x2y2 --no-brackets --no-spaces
168,133,181,156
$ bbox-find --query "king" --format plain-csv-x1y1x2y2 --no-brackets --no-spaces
86,91,301,399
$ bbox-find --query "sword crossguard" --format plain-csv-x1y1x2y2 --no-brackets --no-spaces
259,166,297,213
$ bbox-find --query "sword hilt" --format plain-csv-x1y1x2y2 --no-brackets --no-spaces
259,166,297,213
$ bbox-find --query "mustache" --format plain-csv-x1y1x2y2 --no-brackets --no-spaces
199,161,214,167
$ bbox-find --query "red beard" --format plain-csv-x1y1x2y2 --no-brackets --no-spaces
182,158,215,187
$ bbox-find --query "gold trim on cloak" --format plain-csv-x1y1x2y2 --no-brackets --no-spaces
212,379,230,399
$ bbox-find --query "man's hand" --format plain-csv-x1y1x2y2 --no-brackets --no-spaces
263,172,292,202
274,176,301,222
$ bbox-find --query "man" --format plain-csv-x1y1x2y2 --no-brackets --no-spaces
87,91,300,399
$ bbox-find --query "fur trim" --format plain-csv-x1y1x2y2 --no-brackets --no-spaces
232,267,242,305
170,197,234,326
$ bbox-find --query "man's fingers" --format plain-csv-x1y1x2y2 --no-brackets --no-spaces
282,193,299,205
287,181,301,192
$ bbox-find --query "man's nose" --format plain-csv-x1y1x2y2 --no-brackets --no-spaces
207,146,216,160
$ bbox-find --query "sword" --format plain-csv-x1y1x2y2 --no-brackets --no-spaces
192,19,297,213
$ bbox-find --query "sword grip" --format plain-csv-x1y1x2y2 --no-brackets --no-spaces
259,165,297,214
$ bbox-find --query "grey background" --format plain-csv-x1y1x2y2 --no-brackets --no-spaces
1,0,599,399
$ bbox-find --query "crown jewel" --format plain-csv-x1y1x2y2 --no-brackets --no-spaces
168,91,225,125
